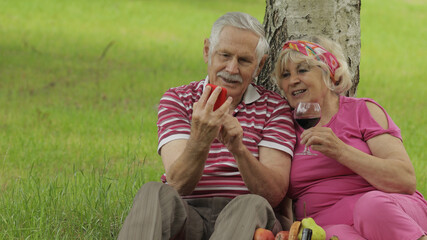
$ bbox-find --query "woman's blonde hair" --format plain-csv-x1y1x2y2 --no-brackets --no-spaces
273,36,352,96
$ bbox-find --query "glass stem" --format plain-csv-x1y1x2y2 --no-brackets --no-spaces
303,144,309,153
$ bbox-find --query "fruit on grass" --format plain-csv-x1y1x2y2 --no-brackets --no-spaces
275,231,290,240
298,218,326,240
288,221,301,240
253,228,275,240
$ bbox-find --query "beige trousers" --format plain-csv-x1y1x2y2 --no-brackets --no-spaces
117,181,283,240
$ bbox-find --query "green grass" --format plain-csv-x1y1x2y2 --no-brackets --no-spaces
358,0,427,193
0,0,426,238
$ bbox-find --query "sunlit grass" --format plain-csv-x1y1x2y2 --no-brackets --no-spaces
358,0,427,192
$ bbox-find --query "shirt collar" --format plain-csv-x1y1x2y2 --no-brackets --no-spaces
203,76,260,105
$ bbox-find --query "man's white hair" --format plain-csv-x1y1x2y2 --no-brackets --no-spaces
208,12,269,65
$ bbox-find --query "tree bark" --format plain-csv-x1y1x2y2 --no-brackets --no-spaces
257,0,361,97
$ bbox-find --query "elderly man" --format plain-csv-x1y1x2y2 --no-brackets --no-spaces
118,12,295,240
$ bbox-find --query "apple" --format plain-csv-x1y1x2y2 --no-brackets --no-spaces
275,231,290,240
253,228,275,240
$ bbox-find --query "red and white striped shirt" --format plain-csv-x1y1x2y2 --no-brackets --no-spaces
157,79,295,199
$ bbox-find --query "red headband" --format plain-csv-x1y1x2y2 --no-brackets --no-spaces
282,40,340,82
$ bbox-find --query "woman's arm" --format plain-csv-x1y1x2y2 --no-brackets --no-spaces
301,102,416,194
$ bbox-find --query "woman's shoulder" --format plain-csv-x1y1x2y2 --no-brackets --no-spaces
340,96,386,113
341,96,378,105
340,96,394,132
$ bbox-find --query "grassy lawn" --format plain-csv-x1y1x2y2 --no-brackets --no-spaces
0,0,425,238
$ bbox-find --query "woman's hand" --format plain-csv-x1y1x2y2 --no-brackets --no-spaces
300,127,348,160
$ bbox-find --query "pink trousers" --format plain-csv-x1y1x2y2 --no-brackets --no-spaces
323,191,427,240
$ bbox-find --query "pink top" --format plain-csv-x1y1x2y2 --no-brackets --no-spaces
289,96,403,224
157,79,295,199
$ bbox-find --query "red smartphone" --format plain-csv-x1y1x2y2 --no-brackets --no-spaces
207,83,227,111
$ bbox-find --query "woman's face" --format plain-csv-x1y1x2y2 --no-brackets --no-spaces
279,60,330,109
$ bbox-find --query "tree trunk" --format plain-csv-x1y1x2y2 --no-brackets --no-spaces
257,0,361,97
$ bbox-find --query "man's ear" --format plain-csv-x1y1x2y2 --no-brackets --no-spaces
256,54,268,76
203,38,210,64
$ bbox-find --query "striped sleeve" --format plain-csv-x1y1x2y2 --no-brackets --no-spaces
259,94,296,157
157,89,191,154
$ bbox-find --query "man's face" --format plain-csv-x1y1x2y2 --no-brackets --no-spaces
203,26,264,107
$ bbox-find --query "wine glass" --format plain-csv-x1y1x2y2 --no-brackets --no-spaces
293,102,321,155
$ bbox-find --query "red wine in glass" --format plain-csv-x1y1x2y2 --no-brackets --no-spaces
294,102,321,155
295,117,321,130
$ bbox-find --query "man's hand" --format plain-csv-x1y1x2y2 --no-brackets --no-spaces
161,85,232,195
218,113,244,152
190,85,232,147
217,112,291,208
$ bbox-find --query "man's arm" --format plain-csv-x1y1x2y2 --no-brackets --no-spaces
236,145,291,208
160,86,232,195
161,139,209,196
218,114,292,207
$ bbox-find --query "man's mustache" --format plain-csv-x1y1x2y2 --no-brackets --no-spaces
217,71,243,83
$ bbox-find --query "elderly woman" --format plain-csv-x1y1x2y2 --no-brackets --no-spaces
273,36,427,240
